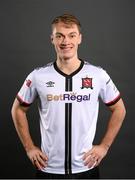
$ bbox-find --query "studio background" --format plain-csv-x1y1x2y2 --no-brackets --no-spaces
0,0,134,178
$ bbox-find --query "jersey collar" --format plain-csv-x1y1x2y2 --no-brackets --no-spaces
53,59,84,77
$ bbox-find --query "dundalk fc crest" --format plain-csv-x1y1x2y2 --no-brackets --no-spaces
81,77,93,89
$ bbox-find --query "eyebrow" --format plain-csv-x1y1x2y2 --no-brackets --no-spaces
55,32,78,36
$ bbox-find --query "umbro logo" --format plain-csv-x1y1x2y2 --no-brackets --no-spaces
46,81,55,87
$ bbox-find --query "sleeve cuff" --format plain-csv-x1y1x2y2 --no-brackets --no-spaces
17,94,32,107
105,94,121,106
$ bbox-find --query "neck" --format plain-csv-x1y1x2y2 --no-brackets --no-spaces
56,57,81,75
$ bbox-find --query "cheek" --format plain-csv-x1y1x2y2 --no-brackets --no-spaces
55,41,62,47
54,44,61,52
74,42,79,48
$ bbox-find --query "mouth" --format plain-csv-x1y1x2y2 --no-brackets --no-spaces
60,46,73,51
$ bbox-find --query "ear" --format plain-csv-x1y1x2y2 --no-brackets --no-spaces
78,33,82,45
51,35,54,44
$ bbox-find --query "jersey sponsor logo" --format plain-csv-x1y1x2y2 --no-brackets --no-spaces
46,81,55,87
47,93,91,102
81,77,93,89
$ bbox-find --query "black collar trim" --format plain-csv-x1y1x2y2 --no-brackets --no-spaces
53,59,84,78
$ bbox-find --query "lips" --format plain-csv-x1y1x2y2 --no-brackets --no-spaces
60,46,73,51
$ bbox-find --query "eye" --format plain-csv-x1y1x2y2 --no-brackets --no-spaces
56,34,63,39
69,34,77,39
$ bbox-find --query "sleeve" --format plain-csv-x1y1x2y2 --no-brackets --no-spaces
99,69,121,106
17,70,37,107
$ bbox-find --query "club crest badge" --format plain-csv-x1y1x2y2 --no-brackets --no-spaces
81,77,93,89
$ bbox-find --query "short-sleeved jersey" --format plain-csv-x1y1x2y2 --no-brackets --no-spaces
17,60,120,174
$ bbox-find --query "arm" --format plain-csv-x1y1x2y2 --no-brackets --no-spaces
11,98,48,170
83,98,126,168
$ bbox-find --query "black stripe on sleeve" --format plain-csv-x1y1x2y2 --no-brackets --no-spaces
105,94,121,106
17,95,32,107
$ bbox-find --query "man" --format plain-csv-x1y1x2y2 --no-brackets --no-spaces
11,14,126,179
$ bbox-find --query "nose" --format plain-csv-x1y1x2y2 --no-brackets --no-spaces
62,36,69,45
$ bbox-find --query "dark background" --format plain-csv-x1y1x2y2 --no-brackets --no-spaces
0,0,134,178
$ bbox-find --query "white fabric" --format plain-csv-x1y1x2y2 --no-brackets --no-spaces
17,61,120,174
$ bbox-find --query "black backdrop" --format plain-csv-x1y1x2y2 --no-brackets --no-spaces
0,0,134,178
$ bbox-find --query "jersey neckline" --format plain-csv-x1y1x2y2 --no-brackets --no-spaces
53,59,84,78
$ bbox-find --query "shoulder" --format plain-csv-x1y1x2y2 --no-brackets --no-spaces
83,60,104,73
27,62,54,79
30,62,54,75
35,62,54,72
83,60,110,82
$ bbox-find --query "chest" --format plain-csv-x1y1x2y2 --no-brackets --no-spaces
35,72,101,102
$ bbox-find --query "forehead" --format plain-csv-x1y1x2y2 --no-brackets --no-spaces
52,22,79,34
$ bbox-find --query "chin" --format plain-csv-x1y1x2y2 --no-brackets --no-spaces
61,54,74,60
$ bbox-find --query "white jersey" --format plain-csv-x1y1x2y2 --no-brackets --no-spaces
17,60,120,174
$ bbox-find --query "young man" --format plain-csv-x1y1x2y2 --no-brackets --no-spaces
11,14,126,179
